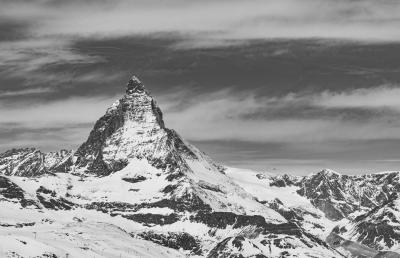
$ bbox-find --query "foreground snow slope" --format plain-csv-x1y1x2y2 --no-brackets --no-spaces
0,202,187,258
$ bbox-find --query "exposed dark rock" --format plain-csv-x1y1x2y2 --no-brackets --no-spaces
138,231,202,255
86,193,212,215
0,176,38,208
207,237,233,258
85,201,137,214
122,213,179,226
165,171,184,181
231,236,245,250
268,198,304,222
161,184,178,193
36,186,75,210
191,211,303,236
207,236,272,258
126,76,146,95
122,176,147,183
269,174,298,187
0,148,73,177
0,222,35,228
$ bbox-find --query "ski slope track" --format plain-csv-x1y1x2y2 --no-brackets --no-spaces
1,76,399,257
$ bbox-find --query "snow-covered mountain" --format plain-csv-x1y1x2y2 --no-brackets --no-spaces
0,76,400,258
0,148,73,176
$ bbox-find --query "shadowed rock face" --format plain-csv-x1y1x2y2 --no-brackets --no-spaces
0,148,73,177
138,231,202,255
340,194,400,251
0,176,38,208
0,76,198,177
266,170,400,254
269,170,400,221
126,76,146,94
36,186,75,210
73,75,199,176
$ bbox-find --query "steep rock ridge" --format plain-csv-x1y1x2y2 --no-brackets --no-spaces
269,169,400,221
296,169,361,221
0,176,38,209
333,193,400,251
70,76,283,219
224,167,339,240
266,170,400,253
73,76,199,176
0,148,73,176
227,167,400,254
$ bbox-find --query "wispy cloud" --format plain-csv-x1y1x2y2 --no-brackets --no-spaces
0,38,104,84
158,86,400,143
0,87,54,97
2,0,400,84
2,85,400,147
314,86,400,111
3,0,400,45
0,94,119,127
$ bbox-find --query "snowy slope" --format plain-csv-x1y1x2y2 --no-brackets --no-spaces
0,201,187,258
225,167,400,256
225,167,339,239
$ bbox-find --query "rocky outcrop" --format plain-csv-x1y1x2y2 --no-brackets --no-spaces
269,169,400,221
334,193,400,251
0,148,73,177
138,231,202,255
73,76,199,176
0,176,38,208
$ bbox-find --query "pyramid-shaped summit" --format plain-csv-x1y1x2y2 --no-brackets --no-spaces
126,75,146,94
73,75,200,176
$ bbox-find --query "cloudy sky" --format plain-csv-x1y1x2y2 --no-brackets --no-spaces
2,0,400,174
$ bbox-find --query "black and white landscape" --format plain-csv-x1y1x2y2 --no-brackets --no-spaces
2,1,400,257
0,77,399,258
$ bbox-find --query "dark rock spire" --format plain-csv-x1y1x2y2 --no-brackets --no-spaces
126,75,145,95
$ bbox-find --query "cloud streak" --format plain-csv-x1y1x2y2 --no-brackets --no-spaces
314,86,400,111
159,86,400,143
2,0,400,86
2,85,400,147
3,0,400,44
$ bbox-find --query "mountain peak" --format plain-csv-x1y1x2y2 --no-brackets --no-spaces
126,75,146,95
318,168,341,176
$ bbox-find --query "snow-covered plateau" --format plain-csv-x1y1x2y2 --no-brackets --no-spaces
1,76,400,258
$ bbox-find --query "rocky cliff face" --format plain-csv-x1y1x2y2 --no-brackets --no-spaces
266,169,400,254
333,193,400,251
0,148,72,176
269,169,400,221
73,76,183,175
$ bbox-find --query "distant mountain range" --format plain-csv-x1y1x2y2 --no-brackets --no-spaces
0,76,399,258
